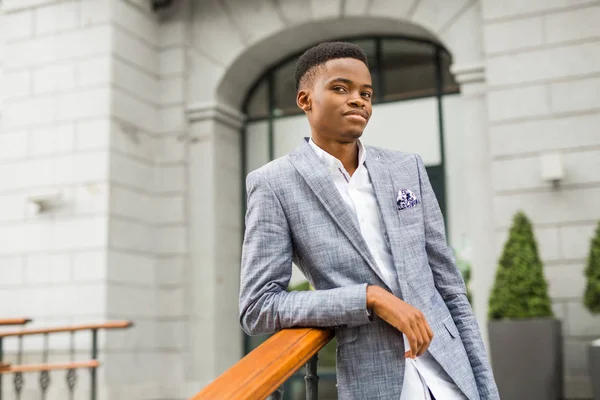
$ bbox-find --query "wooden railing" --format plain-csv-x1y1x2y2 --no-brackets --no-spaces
191,328,334,400
0,320,31,328
0,320,133,400
0,321,132,339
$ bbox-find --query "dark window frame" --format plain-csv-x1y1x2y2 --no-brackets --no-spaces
242,35,458,119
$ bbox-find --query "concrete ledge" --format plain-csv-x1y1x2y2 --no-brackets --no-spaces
186,102,246,131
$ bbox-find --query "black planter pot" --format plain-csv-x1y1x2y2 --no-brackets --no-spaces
488,318,563,400
589,342,600,400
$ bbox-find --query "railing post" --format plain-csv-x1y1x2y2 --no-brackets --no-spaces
13,335,23,400
90,329,98,400
39,333,50,400
66,331,77,400
304,354,319,400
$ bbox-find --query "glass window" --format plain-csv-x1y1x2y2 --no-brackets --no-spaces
245,37,457,120
273,57,302,116
380,39,436,102
246,79,269,119
273,114,311,158
363,99,441,166
245,121,270,172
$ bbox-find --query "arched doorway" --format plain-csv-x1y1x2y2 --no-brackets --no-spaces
239,35,460,398
184,2,494,390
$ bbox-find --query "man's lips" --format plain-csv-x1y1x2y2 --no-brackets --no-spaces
343,110,369,121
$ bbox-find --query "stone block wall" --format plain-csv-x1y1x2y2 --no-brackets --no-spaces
0,0,113,398
0,0,112,326
482,0,600,397
102,1,190,397
0,0,190,398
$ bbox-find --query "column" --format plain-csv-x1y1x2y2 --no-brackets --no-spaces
451,62,496,349
184,102,246,392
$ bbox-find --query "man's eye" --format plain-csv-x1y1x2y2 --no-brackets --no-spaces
333,86,346,92
362,92,372,99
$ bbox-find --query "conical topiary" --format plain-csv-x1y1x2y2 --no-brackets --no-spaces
488,211,553,320
584,221,600,314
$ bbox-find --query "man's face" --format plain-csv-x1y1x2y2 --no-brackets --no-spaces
298,58,373,143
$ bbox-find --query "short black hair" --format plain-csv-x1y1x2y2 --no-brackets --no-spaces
295,42,369,91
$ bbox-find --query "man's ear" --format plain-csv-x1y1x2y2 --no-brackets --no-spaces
296,89,311,112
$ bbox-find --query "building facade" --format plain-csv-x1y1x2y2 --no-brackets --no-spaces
0,0,599,398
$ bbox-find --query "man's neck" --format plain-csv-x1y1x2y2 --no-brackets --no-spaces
311,136,360,176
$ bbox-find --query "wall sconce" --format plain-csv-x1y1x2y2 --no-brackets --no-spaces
540,152,565,187
27,191,63,213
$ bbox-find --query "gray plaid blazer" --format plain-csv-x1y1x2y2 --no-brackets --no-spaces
239,140,499,400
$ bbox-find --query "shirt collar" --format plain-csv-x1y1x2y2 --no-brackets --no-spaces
308,137,367,173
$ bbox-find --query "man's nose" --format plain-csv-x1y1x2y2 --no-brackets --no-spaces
348,96,365,108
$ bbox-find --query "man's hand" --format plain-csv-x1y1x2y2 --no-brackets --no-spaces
367,285,434,359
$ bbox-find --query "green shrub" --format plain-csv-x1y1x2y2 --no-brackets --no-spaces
287,280,312,292
454,249,473,305
584,221,600,314
488,211,553,320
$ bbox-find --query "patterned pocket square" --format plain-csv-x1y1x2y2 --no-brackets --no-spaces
397,188,419,210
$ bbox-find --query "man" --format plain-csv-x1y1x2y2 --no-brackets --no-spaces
239,42,499,400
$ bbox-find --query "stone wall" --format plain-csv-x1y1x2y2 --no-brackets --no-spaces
0,0,112,319
0,0,189,398
0,0,113,398
103,0,188,398
482,0,600,397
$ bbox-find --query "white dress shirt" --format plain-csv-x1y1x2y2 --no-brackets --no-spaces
309,138,467,400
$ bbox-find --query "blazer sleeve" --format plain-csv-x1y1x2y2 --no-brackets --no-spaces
239,170,372,336
415,154,500,400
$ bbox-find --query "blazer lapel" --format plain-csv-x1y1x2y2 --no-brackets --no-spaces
365,147,408,283
289,141,390,288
